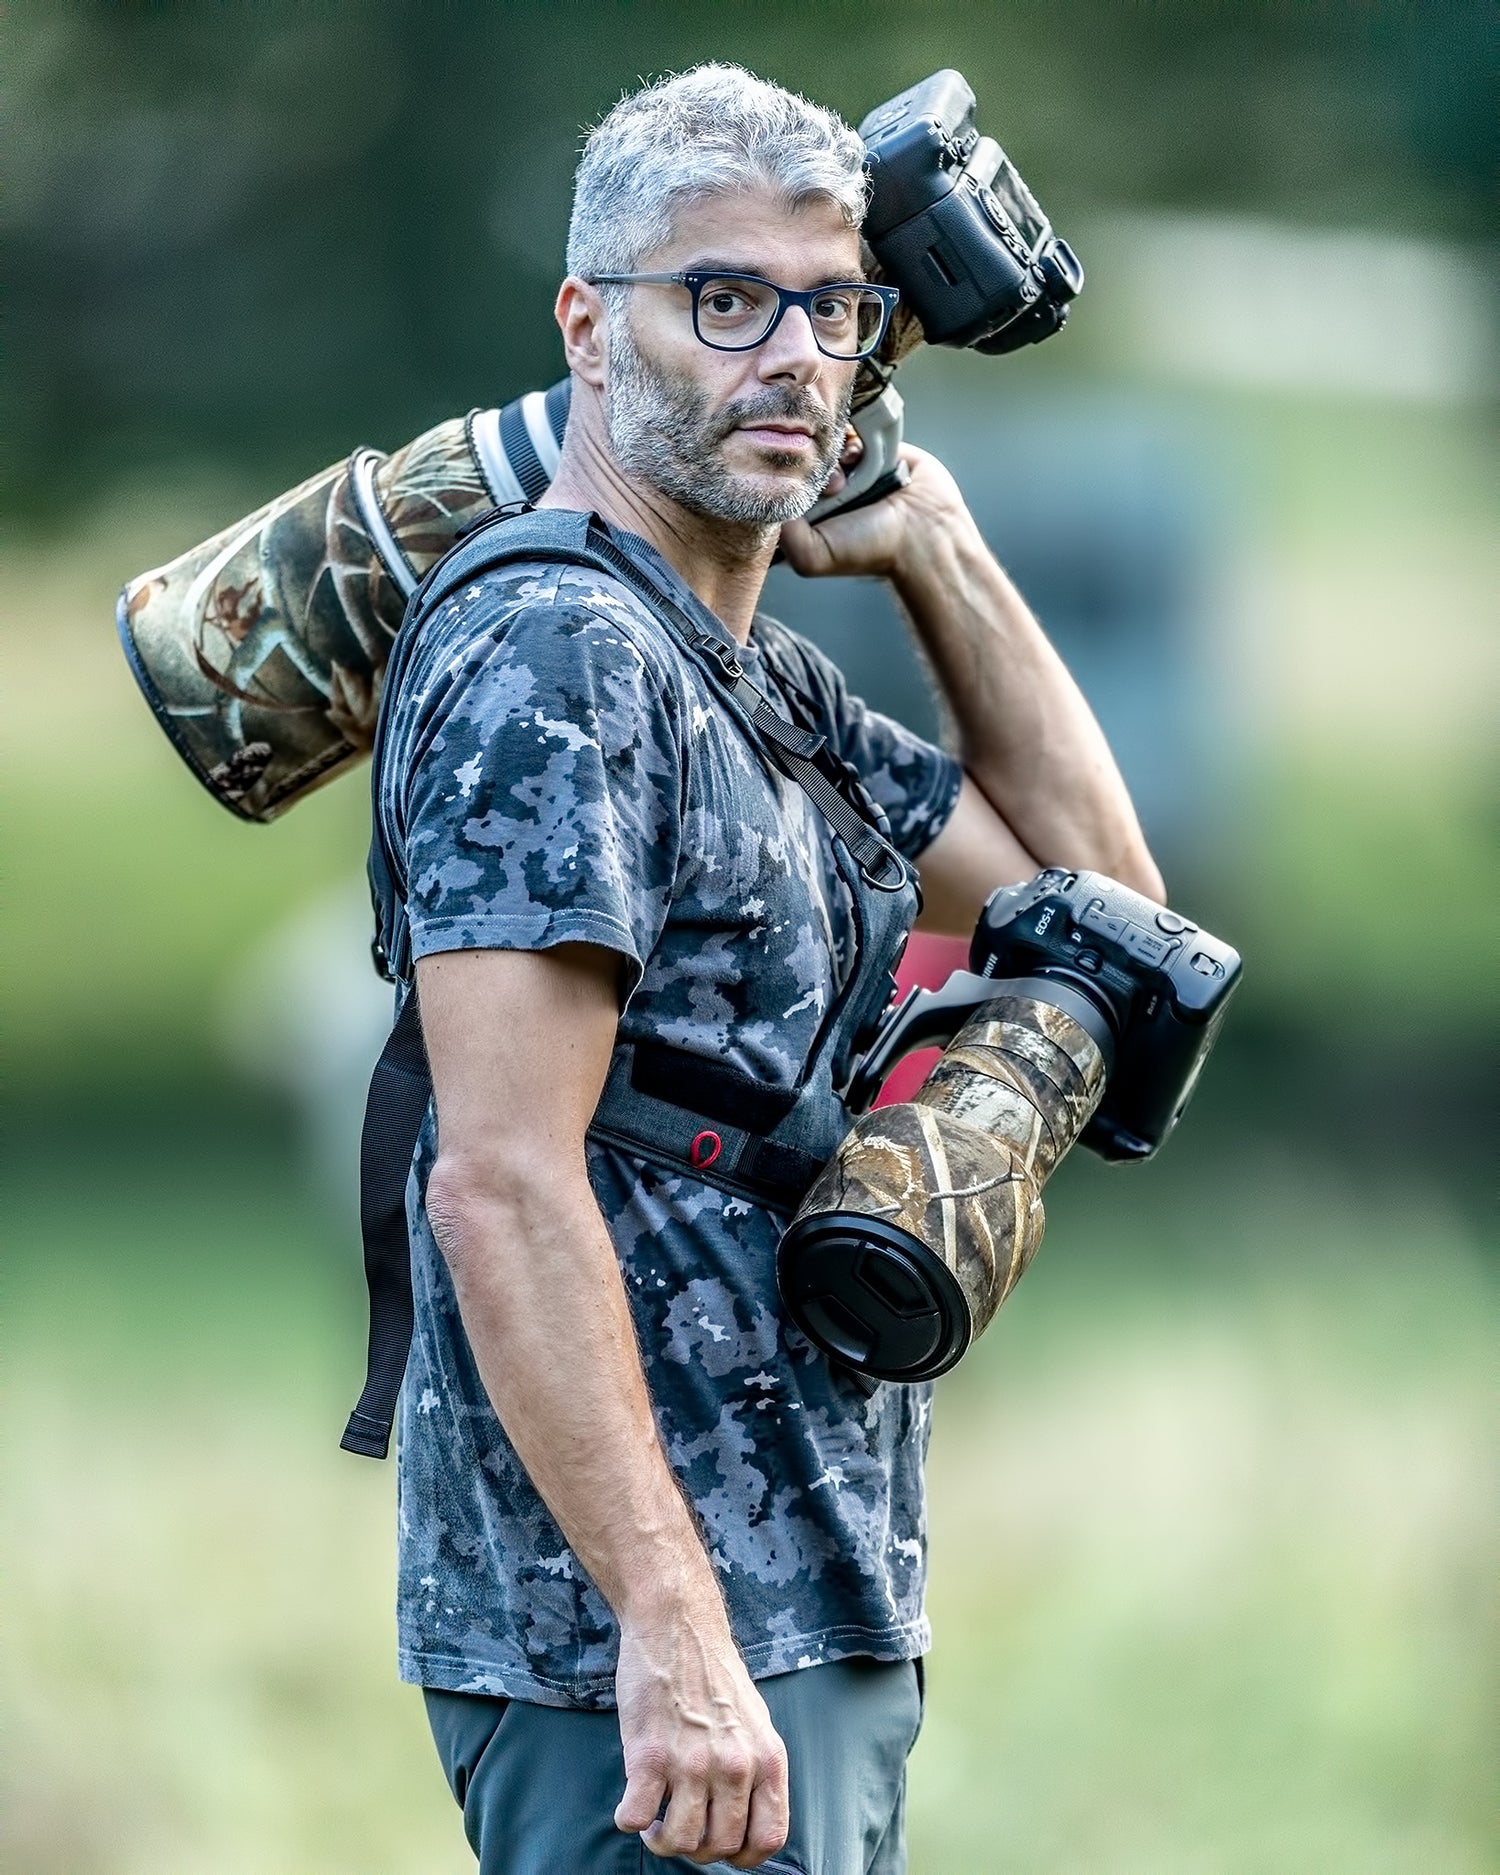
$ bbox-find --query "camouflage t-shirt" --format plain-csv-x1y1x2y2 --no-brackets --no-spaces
381,522,962,1708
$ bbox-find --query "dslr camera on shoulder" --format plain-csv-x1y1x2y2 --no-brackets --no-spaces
859,68,1084,355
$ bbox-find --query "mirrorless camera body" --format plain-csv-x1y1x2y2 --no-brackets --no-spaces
850,869,1241,1159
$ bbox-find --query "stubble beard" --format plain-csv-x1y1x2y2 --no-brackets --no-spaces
605,319,851,529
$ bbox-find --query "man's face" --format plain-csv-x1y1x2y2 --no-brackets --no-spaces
603,188,864,526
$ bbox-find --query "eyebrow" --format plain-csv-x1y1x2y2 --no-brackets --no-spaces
684,257,869,286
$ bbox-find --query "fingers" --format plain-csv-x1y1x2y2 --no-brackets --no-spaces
624,1739,789,1866
642,1771,709,1859
614,1747,669,1836
723,1750,790,1869
777,517,836,578
683,1745,753,1863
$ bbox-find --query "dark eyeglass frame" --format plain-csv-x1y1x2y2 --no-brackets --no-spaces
584,270,900,361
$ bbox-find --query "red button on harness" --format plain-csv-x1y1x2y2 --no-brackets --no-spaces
690,1129,723,1170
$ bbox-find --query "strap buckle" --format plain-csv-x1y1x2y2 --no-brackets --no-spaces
860,846,909,893
697,634,744,683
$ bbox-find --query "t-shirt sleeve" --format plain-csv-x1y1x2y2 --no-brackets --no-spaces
761,622,963,861
396,591,683,991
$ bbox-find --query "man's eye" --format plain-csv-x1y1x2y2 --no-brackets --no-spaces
813,294,854,322
702,286,757,318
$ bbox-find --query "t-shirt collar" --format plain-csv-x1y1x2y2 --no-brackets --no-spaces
599,517,768,673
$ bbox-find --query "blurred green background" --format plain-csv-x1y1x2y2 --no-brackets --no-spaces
6,3,1495,1871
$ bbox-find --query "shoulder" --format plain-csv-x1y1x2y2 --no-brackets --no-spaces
750,613,849,726
397,557,689,732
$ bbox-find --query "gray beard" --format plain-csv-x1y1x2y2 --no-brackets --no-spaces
605,322,850,527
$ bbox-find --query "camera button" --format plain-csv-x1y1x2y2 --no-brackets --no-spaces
1155,911,1196,935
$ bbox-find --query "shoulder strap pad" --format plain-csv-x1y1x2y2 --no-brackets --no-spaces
413,506,596,621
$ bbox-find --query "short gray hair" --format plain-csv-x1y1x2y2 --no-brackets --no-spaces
566,64,867,278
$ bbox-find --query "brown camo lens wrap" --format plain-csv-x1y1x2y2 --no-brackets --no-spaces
792,994,1108,1344
117,417,495,822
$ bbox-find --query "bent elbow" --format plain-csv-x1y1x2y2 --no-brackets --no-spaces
424,1149,548,1276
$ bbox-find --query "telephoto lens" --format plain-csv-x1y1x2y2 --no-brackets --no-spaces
778,989,1108,1382
778,867,1241,1384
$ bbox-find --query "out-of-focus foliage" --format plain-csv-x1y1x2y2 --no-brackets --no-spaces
7,0,1494,512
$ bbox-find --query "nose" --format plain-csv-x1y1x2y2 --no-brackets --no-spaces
755,301,824,387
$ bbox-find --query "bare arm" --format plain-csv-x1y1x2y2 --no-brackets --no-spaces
780,444,1165,934
418,942,787,1867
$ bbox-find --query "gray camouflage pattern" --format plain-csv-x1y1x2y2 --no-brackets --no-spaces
381,529,961,1707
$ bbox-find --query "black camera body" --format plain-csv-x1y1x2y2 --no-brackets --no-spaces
847,869,1241,1161
970,870,1241,1158
860,69,1084,353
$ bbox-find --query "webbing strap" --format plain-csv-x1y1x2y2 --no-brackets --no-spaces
341,992,429,1458
340,1013,825,1460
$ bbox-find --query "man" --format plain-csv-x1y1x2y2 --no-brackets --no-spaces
388,64,1161,1873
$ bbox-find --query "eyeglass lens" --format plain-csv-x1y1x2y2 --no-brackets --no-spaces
693,276,887,358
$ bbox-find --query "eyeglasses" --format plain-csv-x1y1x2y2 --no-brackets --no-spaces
584,271,899,361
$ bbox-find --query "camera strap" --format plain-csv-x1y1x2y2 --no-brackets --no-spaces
343,507,910,1459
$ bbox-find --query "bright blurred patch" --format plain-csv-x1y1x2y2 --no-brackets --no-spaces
7,1133,1494,1873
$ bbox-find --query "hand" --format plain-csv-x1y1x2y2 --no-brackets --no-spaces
614,1602,790,1866
780,438,973,585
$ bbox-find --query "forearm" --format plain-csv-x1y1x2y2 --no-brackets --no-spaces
427,1154,726,1631
893,510,1163,897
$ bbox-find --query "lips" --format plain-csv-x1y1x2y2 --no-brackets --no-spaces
737,423,817,448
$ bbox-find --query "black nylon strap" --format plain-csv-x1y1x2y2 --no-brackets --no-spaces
630,1039,798,1134
341,991,430,1458
499,400,550,503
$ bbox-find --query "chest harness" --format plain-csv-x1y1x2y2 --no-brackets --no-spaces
342,507,918,1458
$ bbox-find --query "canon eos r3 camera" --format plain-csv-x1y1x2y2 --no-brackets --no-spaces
779,872,1241,1384
860,69,1084,355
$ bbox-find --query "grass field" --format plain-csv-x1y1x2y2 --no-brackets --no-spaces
8,1122,1493,1874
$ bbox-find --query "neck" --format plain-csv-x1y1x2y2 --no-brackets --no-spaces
540,383,777,644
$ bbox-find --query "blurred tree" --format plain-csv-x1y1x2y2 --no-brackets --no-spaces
6,0,1494,515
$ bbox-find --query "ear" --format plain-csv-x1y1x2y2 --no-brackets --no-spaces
555,277,609,389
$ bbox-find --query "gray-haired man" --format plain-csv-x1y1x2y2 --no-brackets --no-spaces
395,63,1160,1872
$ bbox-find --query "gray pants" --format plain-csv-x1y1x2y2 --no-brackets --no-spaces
424,1656,923,1875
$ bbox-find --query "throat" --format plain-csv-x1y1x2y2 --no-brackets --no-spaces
544,424,776,645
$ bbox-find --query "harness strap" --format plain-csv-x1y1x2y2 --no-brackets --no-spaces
339,1017,824,1458
341,991,429,1458
591,1044,823,1208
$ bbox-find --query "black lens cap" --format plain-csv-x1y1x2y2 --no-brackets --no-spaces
777,1214,971,1382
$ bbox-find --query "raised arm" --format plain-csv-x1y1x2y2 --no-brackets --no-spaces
780,444,1164,932
417,941,789,1869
